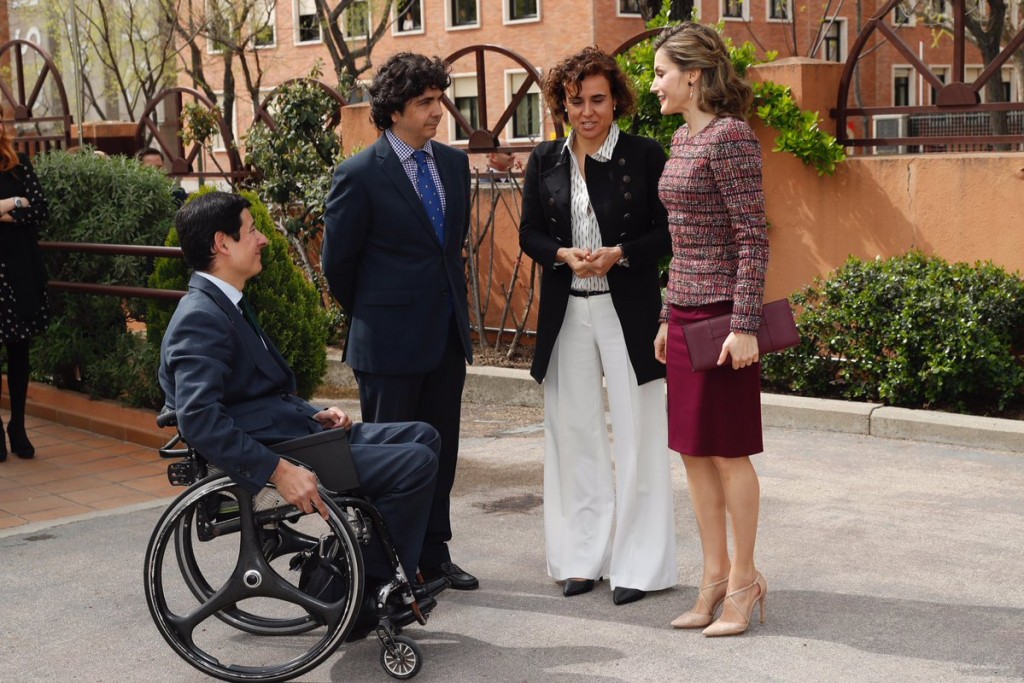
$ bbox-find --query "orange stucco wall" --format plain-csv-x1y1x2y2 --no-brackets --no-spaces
750,59,1024,303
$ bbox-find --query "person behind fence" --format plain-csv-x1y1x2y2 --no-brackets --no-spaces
650,22,770,637
158,191,448,633
322,52,478,591
518,46,676,606
136,147,188,206
0,109,50,462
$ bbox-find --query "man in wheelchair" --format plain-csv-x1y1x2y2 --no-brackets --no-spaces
158,191,449,638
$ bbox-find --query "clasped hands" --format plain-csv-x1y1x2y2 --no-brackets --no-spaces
269,407,353,520
557,246,623,278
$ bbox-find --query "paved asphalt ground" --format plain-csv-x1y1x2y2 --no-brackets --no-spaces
2,399,1023,682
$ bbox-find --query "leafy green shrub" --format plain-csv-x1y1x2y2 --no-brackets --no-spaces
31,150,178,400
753,81,846,176
762,252,1024,415
148,187,330,399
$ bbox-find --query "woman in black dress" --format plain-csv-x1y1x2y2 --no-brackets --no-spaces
0,111,50,461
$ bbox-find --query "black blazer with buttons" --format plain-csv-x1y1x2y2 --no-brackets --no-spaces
519,131,670,385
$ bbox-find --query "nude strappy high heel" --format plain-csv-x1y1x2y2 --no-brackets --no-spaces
702,572,767,637
670,576,728,629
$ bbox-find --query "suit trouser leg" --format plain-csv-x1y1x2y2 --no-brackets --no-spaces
348,421,440,581
589,297,677,591
354,321,466,570
543,297,615,581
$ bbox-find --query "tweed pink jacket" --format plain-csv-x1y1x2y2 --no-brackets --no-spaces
658,115,768,334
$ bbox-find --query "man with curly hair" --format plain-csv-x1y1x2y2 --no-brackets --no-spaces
322,52,478,590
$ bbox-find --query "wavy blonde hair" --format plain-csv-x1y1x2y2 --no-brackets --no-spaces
654,22,753,121
0,106,20,172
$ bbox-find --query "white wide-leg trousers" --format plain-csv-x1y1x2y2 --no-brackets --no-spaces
543,294,677,591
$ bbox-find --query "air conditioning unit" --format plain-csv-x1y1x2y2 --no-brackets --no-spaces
872,114,909,154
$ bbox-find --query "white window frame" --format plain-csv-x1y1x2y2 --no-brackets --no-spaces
205,0,232,55
818,17,847,63
505,0,540,24
966,65,1017,102
893,66,916,106
721,0,748,21
294,0,323,44
766,0,792,22
251,0,277,49
342,0,371,41
929,65,950,105
393,0,425,35
892,0,916,26
616,0,643,16
209,94,238,154
504,69,543,142
448,73,479,144
447,0,480,30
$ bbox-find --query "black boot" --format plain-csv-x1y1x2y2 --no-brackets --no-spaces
5,341,34,459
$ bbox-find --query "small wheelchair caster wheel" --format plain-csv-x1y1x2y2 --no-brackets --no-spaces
380,635,422,679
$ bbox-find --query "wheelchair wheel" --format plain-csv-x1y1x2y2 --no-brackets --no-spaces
381,635,423,680
144,475,363,682
173,482,323,635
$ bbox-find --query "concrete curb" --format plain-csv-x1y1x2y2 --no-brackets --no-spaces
325,355,1024,455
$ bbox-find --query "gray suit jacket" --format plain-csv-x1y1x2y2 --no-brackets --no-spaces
158,274,322,493
321,134,473,375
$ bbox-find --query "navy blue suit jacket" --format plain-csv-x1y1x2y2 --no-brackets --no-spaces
159,274,322,493
322,134,473,374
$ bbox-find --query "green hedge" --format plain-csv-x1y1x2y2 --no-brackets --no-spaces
762,252,1024,415
148,187,329,399
31,150,178,404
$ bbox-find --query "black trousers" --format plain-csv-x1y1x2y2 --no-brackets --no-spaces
354,319,467,570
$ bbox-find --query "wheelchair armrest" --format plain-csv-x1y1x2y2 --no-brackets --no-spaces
157,409,178,429
270,429,361,493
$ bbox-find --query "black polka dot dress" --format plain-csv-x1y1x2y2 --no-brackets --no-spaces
0,153,50,345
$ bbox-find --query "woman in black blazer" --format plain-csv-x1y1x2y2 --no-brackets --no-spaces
519,47,675,605
0,110,50,461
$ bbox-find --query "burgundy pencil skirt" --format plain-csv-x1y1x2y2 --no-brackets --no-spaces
666,301,763,457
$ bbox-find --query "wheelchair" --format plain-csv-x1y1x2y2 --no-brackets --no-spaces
143,411,433,681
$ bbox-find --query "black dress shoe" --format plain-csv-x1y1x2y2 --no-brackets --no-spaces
563,579,595,597
7,427,34,459
612,587,647,605
423,561,479,590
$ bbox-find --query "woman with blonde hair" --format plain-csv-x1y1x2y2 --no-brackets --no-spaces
0,109,50,461
650,22,769,636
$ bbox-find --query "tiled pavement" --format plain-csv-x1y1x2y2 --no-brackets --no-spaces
0,409,177,531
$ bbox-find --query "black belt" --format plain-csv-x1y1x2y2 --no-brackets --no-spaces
568,290,610,298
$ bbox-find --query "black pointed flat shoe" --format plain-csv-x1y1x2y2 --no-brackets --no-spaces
612,587,647,605
563,578,595,597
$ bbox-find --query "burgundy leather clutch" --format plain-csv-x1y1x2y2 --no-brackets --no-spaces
682,299,800,372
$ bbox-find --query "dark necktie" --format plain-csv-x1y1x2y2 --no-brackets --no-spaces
413,149,445,244
239,295,266,342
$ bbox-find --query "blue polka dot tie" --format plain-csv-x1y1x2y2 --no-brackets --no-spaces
413,150,445,244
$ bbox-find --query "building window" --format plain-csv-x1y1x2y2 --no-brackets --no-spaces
395,0,423,33
893,68,913,106
252,0,276,48
618,0,642,15
507,71,542,140
966,66,1015,102
449,0,479,28
451,76,479,142
296,0,321,43
507,0,539,22
768,0,790,21
722,0,747,20
893,0,915,25
344,0,370,40
930,67,949,105
820,18,846,62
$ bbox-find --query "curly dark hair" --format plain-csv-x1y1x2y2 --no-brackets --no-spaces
369,52,452,131
542,46,636,125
